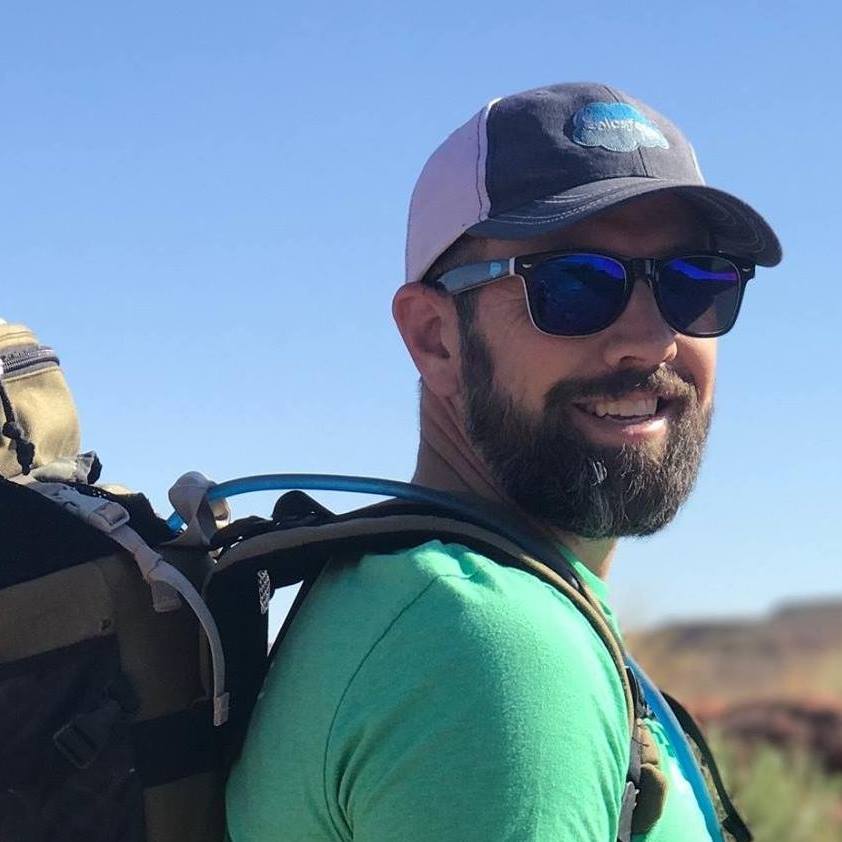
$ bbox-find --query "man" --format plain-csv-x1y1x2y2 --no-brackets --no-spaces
226,83,781,840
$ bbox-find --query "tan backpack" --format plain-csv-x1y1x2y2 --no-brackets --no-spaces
0,322,81,480
0,323,224,842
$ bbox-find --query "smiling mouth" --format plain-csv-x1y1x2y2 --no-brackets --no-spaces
574,392,673,424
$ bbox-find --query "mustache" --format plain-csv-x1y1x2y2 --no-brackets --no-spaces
544,366,697,410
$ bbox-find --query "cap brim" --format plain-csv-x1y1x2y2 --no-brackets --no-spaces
468,177,782,267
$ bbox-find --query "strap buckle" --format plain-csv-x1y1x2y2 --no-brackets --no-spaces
53,698,125,769
34,483,131,533
617,780,639,842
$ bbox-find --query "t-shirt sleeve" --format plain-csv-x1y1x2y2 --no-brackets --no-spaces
323,563,630,841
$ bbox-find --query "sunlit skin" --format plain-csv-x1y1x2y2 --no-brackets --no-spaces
392,193,716,579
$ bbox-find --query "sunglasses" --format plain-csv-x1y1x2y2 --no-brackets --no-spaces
431,250,755,338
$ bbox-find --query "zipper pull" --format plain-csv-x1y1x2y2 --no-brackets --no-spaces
0,363,36,475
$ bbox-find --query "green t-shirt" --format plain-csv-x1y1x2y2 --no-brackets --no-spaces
226,541,713,841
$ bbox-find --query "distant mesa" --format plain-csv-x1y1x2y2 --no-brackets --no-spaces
696,698,842,774
628,596,842,770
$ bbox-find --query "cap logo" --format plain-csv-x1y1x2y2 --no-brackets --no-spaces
572,102,669,153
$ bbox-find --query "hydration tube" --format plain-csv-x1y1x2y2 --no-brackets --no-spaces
627,655,725,841
167,474,486,531
167,473,724,836
166,473,574,582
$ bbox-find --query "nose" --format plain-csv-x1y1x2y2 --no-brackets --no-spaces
601,278,679,370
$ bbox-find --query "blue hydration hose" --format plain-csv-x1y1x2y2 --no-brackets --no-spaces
167,473,724,840
166,473,574,578
167,473,468,533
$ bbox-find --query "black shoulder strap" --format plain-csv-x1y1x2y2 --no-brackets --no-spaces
0,478,119,588
663,693,753,842
213,497,631,677
62,481,175,545
209,494,641,798
212,491,676,842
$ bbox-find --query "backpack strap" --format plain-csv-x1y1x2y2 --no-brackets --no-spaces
662,693,753,842
0,477,118,587
213,503,637,736
203,484,747,839
622,666,668,838
22,480,231,726
208,494,656,839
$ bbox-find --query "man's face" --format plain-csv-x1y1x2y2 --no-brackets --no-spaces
458,193,716,538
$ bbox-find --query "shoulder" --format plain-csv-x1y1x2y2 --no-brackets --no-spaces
334,539,627,705
229,540,631,841
350,539,620,665
325,541,632,838
264,538,628,740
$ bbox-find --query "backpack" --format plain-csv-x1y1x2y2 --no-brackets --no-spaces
1,323,225,842
0,322,750,842
0,322,82,480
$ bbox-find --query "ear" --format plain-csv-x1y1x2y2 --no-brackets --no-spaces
392,283,462,399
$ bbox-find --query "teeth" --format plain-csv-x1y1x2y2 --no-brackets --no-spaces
586,397,658,418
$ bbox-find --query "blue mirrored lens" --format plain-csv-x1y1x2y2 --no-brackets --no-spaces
658,256,741,336
524,254,627,335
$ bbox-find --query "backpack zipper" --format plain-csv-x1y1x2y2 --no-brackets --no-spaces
0,345,60,379
0,345,49,475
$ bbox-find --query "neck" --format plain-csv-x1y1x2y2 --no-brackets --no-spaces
413,386,618,580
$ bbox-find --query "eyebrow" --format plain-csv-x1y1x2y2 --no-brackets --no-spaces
619,242,714,260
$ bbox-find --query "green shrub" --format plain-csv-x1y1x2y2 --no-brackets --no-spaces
709,733,842,841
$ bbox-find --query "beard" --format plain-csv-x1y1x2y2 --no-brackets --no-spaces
460,325,712,539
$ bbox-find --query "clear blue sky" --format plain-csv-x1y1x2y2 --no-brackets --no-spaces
2,1,840,628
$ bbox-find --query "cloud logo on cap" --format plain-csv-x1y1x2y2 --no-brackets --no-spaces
572,102,669,153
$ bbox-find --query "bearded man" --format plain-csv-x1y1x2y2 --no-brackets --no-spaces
226,83,781,841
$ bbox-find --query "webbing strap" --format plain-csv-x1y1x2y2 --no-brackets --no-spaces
132,705,219,786
213,500,647,842
26,482,230,727
217,510,637,737
617,667,645,841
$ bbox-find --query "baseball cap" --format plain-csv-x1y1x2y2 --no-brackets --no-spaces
405,82,782,284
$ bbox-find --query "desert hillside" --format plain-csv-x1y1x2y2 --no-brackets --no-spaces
628,597,842,706
628,597,842,780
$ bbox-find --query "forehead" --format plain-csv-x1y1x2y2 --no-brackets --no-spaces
477,192,710,259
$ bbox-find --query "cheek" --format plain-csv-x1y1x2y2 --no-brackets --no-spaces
679,338,717,406
487,329,587,410
474,284,595,410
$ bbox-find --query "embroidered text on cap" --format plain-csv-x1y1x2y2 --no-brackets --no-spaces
572,102,670,153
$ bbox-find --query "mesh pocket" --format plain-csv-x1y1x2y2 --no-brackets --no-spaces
0,636,145,842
